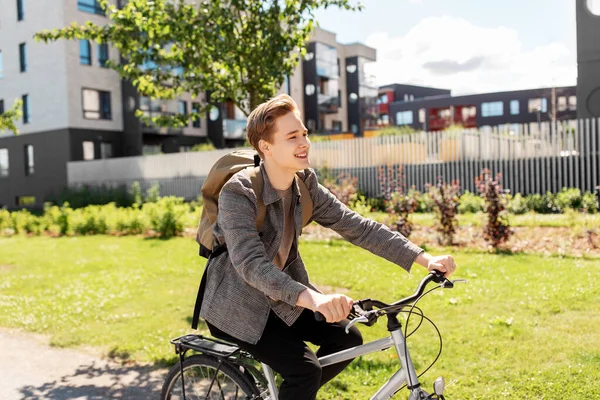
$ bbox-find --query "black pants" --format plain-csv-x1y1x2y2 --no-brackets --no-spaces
207,309,363,400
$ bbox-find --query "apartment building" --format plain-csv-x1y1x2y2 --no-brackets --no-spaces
382,85,577,132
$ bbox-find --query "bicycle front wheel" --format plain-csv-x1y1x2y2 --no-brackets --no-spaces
161,354,260,400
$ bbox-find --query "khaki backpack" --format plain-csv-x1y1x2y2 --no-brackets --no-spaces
195,149,314,258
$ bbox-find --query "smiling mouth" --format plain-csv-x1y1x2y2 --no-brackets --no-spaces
295,152,308,159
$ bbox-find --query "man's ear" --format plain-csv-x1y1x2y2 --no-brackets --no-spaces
259,139,270,156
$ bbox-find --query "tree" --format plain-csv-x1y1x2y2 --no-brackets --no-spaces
35,0,361,128
0,100,23,135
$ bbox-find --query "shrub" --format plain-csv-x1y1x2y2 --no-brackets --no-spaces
582,191,599,214
554,188,583,212
506,193,529,215
143,197,189,238
130,181,143,205
475,169,513,249
378,164,418,237
412,189,434,213
458,191,485,214
349,194,372,215
145,182,161,203
427,178,461,245
191,140,216,152
50,185,133,209
387,191,419,237
527,192,557,214
323,173,359,206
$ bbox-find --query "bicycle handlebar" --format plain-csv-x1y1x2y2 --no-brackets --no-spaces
314,270,455,323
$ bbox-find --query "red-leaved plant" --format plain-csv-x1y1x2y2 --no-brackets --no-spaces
323,173,359,206
475,169,513,249
427,178,461,245
378,164,418,237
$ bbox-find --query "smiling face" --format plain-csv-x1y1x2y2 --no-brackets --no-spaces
259,111,311,173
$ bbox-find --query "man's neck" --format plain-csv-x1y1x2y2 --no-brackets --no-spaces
263,160,295,191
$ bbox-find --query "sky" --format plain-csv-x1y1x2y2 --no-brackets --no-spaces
314,0,580,95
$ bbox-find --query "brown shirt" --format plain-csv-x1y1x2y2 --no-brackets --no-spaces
273,187,295,270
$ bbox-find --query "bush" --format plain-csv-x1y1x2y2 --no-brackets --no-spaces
145,182,161,203
378,164,418,237
582,192,599,214
427,179,461,245
554,188,583,212
506,193,529,215
130,182,143,205
143,197,189,238
191,140,216,152
412,189,434,213
458,191,485,214
323,173,359,206
527,192,557,214
50,185,133,209
475,169,513,249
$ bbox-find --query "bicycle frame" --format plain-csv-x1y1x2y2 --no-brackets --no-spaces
260,318,430,400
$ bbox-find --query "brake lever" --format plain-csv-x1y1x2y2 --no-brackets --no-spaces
345,316,369,334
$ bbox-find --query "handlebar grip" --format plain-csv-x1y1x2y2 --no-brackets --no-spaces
314,311,325,322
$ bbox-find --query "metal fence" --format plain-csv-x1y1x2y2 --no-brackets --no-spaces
67,118,600,199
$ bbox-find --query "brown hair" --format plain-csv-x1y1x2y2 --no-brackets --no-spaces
246,94,299,158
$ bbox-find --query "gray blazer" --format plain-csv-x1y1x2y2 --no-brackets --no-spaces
199,164,424,344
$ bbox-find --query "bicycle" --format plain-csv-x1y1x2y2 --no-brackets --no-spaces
161,270,465,400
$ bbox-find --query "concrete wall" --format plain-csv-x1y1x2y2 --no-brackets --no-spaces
0,129,71,208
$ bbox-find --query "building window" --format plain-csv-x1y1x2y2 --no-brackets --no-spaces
378,94,388,104
568,96,577,111
82,89,111,119
380,115,389,126
22,94,29,124
284,75,290,95
16,196,36,206
396,111,413,125
528,98,547,113
17,0,24,21
82,141,95,160
191,102,201,128
19,43,27,72
557,96,567,112
0,148,8,177
510,100,519,115
98,43,109,67
100,142,112,159
481,101,503,117
404,94,409,102
24,144,34,176
0,100,4,113
80,40,92,65
332,120,343,131
418,108,426,123
0,50,3,78
78,0,104,15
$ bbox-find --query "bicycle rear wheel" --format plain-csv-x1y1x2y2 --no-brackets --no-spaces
161,354,260,400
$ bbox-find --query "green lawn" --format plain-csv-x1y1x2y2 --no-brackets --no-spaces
1,236,599,399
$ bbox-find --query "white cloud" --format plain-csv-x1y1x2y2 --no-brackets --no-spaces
366,16,576,95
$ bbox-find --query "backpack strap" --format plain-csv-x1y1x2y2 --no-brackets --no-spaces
298,179,313,228
247,166,267,230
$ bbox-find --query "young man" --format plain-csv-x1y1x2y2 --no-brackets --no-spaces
199,94,457,400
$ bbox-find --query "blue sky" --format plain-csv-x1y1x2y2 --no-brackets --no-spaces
314,0,578,95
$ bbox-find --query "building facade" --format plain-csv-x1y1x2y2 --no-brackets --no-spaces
576,0,600,119
386,86,577,132
377,84,451,126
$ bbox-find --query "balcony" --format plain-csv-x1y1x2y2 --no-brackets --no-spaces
318,94,340,114
140,111,184,135
223,119,247,140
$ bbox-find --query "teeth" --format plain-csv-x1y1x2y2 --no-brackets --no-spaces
295,153,307,157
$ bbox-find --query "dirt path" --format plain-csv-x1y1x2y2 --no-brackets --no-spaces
0,328,167,400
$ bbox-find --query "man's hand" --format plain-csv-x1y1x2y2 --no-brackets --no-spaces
296,289,353,323
415,252,457,277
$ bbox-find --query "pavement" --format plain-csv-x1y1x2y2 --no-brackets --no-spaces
0,329,167,400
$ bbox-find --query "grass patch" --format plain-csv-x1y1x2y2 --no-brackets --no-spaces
0,236,599,398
